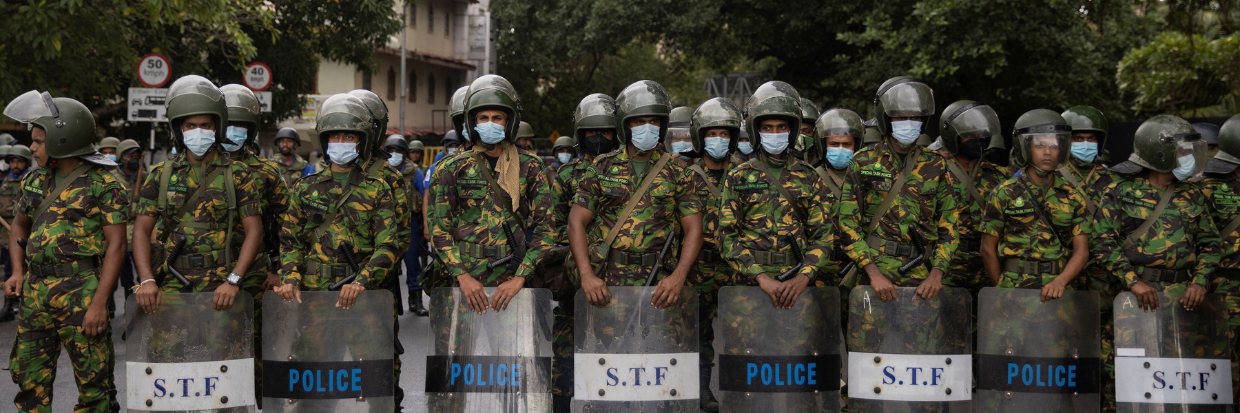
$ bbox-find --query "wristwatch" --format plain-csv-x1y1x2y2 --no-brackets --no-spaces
226,272,242,286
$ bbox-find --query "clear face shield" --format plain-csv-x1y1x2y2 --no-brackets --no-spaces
665,124,692,155
945,104,1000,141
879,82,935,118
3,90,58,126
1175,137,1208,181
1022,132,1070,172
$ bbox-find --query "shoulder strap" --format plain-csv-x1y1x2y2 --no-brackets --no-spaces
33,162,92,226
602,153,672,248
1057,165,1097,215
1222,215,1240,243
472,152,527,230
312,171,361,240
866,150,918,235
1121,186,1176,250
1019,176,1061,236
813,166,842,198
750,159,806,223
944,158,986,207
689,163,721,198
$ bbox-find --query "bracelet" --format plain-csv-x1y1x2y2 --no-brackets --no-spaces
130,278,156,291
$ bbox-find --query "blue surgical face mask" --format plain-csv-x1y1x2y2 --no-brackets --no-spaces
760,132,789,155
738,141,754,155
671,141,693,158
827,147,853,170
446,147,458,154
223,126,248,152
182,128,216,157
557,153,572,165
1173,154,1196,180
387,152,403,167
1071,142,1098,163
327,142,359,165
630,124,660,151
475,122,506,145
890,120,922,145
704,137,730,159
170,147,178,156
105,154,118,162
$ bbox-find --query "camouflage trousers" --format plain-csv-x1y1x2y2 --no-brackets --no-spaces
241,259,268,409
551,298,574,399
689,262,728,369
9,271,119,413
1085,267,1118,413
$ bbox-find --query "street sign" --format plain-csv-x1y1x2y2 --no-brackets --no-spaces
244,62,272,91
136,53,171,88
253,91,273,113
128,88,272,123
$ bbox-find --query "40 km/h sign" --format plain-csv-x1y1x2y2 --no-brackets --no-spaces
244,62,273,91
136,53,171,88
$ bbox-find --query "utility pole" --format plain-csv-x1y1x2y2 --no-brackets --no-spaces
399,1,408,138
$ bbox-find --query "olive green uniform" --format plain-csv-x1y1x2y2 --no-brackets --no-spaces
980,173,1088,288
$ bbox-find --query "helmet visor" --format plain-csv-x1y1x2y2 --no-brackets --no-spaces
879,82,935,117
1177,139,1209,180
946,105,1001,140
3,90,56,124
1023,132,1070,170
665,126,691,149
167,77,224,104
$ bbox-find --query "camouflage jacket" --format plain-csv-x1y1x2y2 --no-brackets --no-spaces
837,142,961,282
1092,170,1221,288
399,162,424,217
0,169,30,242
573,148,702,285
719,157,833,284
363,158,411,257
272,153,312,185
233,153,290,267
980,173,1088,263
137,153,262,278
18,164,127,266
945,159,1008,250
688,158,735,252
1197,173,1240,277
429,148,556,284
1059,161,1116,210
279,169,399,290
554,158,590,238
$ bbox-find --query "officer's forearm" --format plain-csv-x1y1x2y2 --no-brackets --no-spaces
673,213,703,279
133,214,156,281
94,224,126,309
567,205,595,277
9,213,29,277
1059,234,1089,284
231,215,262,276
980,234,1001,285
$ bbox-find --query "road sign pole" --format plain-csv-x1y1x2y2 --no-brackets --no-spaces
399,5,407,138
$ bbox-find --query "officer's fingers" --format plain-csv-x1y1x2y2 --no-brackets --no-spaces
293,288,302,304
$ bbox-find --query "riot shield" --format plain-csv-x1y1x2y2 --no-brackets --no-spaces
262,290,395,412
975,287,1101,412
1114,289,1233,412
124,292,256,412
572,286,698,412
715,286,842,413
847,286,973,412
424,287,554,412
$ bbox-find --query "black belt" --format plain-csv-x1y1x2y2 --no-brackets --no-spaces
608,249,659,267
459,241,510,258
172,250,229,270
308,260,350,280
697,249,725,263
1136,266,1192,284
958,238,982,253
1003,258,1064,275
29,257,99,279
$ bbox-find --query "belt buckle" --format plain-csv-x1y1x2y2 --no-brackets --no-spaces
484,246,497,257
897,245,913,258
188,255,206,269
332,266,348,279
1038,262,1051,274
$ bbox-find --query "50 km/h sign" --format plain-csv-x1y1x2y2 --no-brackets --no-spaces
136,53,171,88
244,62,273,91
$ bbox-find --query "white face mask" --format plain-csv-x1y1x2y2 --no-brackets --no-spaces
557,153,572,165
890,120,922,145
760,132,790,155
630,124,660,151
326,142,359,165
387,152,403,167
182,128,216,157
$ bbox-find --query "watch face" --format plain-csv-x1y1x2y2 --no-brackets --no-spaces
228,273,241,284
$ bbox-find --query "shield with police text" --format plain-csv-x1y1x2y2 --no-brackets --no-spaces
125,292,256,412
716,286,842,413
975,287,1101,412
1114,289,1233,412
424,287,554,412
847,286,973,412
572,286,698,412
261,290,395,412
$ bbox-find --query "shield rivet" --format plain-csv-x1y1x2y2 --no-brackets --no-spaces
1144,362,1151,369
1005,349,1013,356
220,365,228,373
146,399,153,407
288,356,294,361
598,389,605,397
145,367,153,375
874,387,881,394
946,388,952,395
1213,393,1219,400
287,399,295,404
813,352,819,356
357,397,365,402
221,396,228,404
1005,392,1012,398
671,389,678,396
598,358,605,365
1211,363,1217,370
873,356,881,363
945,358,952,365
745,349,752,355
745,392,752,398
1145,392,1152,399
670,358,677,366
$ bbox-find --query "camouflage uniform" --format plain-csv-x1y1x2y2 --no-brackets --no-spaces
274,153,313,185
1194,173,1240,399
980,173,1088,288
685,157,738,379
836,142,961,285
137,153,262,292
944,159,1006,291
10,166,126,413
232,152,288,403
553,158,588,236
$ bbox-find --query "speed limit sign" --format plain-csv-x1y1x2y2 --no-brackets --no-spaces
244,62,273,91
136,53,171,88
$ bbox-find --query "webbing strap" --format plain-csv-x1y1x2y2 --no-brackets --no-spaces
1121,186,1176,251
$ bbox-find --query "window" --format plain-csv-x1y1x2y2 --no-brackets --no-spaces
444,77,453,103
408,71,417,103
445,9,450,37
408,3,416,28
428,5,434,33
386,68,396,100
361,70,372,90
428,74,436,104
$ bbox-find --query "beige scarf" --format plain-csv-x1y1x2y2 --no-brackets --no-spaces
470,141,522,210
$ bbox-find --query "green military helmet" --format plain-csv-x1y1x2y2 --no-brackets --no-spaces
517,121,535,139
119,138,141,154
7,145,33,164
744,81,803,154
873,76,935,136
99,136,121,151
690,97,743,161
220,84,261,143
665,106,695,149
553,136,577,156
1216,115,1240,165
165,75,228,144
1013,109,1072,173
315,93,374,163
1128,115,1207,178
614,80,671,146
3,91,104,162
0,133,14,146
1061,105,1109,145
349,89,391,156
409,139,425,153
383,134,408,153
862,118,882,145
464,74,522,144
450,85,470,140
815,108,865,148
0,146,12,159
799,98,821,127
988,134,1006,150
573,93,617,139
939,100,1001,156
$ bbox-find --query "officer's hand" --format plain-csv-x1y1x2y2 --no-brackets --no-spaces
337,283,365,309
651,272,686,309
1041,279,1067,303
82,302,108,338
778,274,810,309
916,269,944,300
136,280,163,314
262,272,281,290
3,274,22,298
1131,281,1159,311
756,274,782,307
581,272,611,308
491,276,525,312
866,264,897,301
1181,283,1207,311
457,274,489,314
275,283,301,303
213,283,239,311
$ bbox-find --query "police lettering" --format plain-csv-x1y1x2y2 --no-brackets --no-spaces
881,366,946,386
287,368,362,393
450,363,522,387
1006,363,1077,387
603,366,670,386
745,362,817,387
150,376,221,398
1151,370,1212,391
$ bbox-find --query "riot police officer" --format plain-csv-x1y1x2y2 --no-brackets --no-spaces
272,127,316,182
667,106,695,162
793,97,821,164
384,135,429,316
0,145,32,321
516,121,536,151
1198,114,1240,402
813,108,865,283
938,100,1008,292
